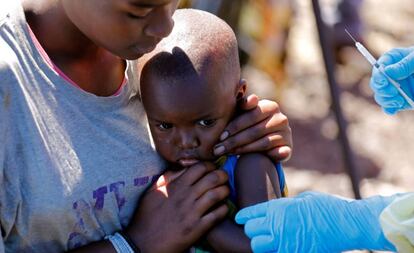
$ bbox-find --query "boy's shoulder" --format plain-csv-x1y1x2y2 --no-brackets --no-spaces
237,153,273,164
221,153,272,170
221,153,273,180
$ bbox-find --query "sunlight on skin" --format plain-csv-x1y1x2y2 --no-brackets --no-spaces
155,175,169,197
154,170,186,198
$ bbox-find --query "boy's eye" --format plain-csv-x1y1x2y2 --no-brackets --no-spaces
157,122,173,130
198,119,216,127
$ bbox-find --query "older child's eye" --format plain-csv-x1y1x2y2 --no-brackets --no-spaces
127,13,146,19
157,122,173,130
126,6,152,19
198,119,216,127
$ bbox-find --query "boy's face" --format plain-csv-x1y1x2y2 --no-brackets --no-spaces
142,66,244,169
61,0,179,59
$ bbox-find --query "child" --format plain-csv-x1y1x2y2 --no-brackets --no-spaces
138,9,288,252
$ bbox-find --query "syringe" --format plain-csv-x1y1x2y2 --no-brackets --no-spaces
345,29,414,108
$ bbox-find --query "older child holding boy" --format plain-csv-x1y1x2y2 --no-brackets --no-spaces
138,9,288,252
0,0,295,252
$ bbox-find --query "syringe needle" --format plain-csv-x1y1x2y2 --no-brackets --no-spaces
345,29,414,109
344,28,357,43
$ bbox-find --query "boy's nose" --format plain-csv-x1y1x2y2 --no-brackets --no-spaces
177,132,199,150
144,4,175,39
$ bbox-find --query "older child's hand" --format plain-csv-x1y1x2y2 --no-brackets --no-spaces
126,162,230,253
214,94,292,162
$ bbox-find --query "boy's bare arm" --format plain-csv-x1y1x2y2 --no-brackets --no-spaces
205,153,282,252
234,153,282,207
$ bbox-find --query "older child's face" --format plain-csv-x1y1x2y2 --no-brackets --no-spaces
142,68,243,169
61,0,179,59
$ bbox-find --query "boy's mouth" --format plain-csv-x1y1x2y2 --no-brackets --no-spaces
178,158,199,167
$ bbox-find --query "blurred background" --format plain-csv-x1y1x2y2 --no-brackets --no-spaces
178,0,413,202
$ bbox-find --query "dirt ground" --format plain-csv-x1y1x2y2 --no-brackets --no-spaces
244,0,413,200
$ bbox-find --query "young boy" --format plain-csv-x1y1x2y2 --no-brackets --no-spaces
138,9,288,252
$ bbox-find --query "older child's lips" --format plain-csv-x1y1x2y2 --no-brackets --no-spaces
178,158,199,167
132,44,157,55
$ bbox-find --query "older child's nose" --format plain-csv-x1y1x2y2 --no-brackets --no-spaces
144,5,175,39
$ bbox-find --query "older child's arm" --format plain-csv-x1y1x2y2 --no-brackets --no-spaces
205,153,282,252
69,163,229,253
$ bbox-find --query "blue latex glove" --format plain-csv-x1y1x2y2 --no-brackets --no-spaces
235,191,397,253
369,46,414,114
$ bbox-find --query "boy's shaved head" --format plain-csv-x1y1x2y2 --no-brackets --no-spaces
139,9,246,166
139,8,240,88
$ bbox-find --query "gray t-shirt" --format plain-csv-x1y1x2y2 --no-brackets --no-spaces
0,1,165,252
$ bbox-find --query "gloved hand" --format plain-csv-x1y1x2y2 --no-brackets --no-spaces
235,191,397,253
369,46,414,114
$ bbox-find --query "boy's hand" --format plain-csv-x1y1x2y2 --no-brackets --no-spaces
214,94,292,162
126,162,230,253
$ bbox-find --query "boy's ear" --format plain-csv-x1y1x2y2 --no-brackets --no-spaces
236,79,247,101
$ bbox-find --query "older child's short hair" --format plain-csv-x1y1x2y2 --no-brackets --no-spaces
22,0,57,13
139,9,240,86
